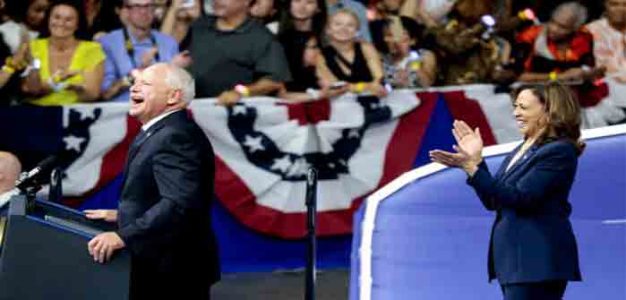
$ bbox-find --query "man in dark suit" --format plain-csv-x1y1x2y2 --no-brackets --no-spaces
86,63,220,299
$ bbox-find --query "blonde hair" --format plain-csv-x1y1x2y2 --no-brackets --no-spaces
328,8,361,30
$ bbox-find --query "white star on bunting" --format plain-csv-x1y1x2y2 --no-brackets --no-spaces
271,155,292,173
243,135,265,153
63,135,85,152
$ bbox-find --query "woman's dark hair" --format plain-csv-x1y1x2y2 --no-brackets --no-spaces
512,82,585,155
40,0,89,40
370,16,423,54
278,0,327,38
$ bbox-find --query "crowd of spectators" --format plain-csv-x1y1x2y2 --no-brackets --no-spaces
0,0,624,114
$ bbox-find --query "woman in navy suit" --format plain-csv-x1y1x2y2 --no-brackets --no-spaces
430,82,583,300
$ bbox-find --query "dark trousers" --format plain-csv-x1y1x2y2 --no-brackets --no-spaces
501,281,567,300
129,256,211,300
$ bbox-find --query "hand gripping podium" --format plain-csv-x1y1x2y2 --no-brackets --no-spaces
0,195,130,300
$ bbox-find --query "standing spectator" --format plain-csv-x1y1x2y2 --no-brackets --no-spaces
278,0,327,92
316,9,385,97
326,0,371,42
0,0,31,105
370,0,405,20
373,16,437,88
0,33,30,105
21,0,105,105
399,0,455,27
188,0,291,105
98,0,181,102
160,0,202,45
587,0,626,83
515,2,604,83
431,0,512,85
250,0,279,34
1,0,48,52
84,0,125,40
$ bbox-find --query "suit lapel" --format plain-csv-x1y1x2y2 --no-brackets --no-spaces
121,111,186,187
495,143,522,180
500,144,540,182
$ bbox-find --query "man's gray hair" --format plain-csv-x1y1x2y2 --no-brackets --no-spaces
552,2,588,28
164,64,196,104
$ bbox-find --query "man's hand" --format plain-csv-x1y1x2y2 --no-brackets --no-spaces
84,209,118,222
87,232,125,264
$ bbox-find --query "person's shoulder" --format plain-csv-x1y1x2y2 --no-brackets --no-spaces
151,30,178,46
575,26,594,41
191,15,216,30
97,28,123,43
538,139,578,157
585,17,606,32
516,25,543,43
247,19,276,38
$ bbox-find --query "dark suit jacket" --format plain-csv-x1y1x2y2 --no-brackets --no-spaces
467,139,582,285
117,110,220,289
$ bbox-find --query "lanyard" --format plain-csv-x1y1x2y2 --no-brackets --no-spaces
123,27,160,69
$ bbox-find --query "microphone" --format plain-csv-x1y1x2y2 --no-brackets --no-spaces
15,155,62,191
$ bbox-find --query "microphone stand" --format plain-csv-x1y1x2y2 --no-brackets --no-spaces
305,168,318,300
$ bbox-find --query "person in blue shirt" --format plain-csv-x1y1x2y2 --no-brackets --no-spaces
98,0,183,102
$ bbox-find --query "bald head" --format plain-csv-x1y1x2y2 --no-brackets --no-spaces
0,152,21,193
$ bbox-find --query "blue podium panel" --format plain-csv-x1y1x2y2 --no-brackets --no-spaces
0,196,130,300
351,129,626,300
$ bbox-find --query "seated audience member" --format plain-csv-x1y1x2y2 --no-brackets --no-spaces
160,0,202,45
326,0,371,42
188,0,291,105
278,0,326,94
372,16,436,88
515,2,604,84
317,9,385,97
2,0,48,50
250,0,279,34
99,0,182,102
431,0,513,85
0,152,21,211
21,0,105,105
587,0,626,83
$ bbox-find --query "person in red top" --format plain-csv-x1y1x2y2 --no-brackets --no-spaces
515,2,604,84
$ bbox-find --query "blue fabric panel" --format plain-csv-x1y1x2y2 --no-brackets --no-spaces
350,133,626,299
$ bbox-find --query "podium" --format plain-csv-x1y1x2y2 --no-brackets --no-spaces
0,195,130,300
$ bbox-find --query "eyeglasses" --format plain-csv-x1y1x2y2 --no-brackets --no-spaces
125,4,155,10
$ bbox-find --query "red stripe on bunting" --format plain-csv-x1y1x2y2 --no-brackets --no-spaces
441,91,497,146
285,99,331,125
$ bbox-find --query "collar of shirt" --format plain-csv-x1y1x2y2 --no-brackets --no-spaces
126,26,156,46
0,188,19,209
207,15,255,34
141,109,182,132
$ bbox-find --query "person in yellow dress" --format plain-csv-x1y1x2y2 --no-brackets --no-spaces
22,0,104,105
